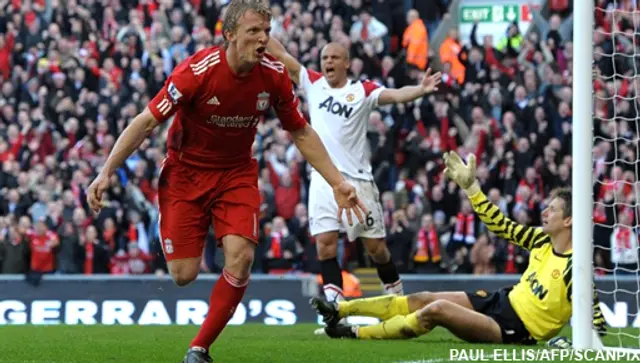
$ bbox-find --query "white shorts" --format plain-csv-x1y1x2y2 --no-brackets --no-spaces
308,172,386,242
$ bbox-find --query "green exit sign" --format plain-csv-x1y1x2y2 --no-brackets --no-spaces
460,5,520,23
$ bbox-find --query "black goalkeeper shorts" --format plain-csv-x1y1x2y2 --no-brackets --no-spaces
466,288,536,345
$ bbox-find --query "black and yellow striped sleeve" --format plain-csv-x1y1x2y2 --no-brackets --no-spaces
564,258,607,335
468,190,550,250
564,257,573,302
592,289,607,335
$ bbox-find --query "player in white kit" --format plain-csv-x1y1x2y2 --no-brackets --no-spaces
266,38,440,307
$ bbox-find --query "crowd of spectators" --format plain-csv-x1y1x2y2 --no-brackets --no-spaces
0,0,637,279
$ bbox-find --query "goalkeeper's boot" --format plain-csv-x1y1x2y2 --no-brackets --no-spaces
547,336,572,349
325,324,358,339
310,297,341,327
183,347,213,363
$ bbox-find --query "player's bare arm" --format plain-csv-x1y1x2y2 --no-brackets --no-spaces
87,108,159,213
378,68,442,106
266,37,302,84
291,125,368,225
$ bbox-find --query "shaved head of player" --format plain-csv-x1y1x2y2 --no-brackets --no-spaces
320,43,350,88
86,1,369,361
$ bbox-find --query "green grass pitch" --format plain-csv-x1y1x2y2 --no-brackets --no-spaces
0,325,638,363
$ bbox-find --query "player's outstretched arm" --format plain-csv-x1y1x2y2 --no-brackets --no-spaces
443,151,546,250
87,109,159,213
377,68,441,106
291,125,367,225
267,37,302,85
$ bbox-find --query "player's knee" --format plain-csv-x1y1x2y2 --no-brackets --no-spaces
172,274,196,287
225,247,254,279
364,238,390,263
316,233,338,260
169,263,199,287
408,291,436,309
421,300,449,321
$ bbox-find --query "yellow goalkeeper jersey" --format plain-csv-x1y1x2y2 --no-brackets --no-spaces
469,191,604,341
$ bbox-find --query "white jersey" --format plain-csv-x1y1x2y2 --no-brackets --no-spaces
299,67,384,181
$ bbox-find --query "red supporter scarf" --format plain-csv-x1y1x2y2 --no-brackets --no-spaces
593,204,606,223
361,23,368,41
453,213,475,242
103,229,115,251
84,242,94,275
271,233,282,259
616,228,632,250
415,227,441,263
128,224,137,242
505,244,517,273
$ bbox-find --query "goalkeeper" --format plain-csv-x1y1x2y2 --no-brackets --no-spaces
312,151,606,344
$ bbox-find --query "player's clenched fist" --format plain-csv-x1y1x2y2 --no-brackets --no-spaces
332,180,368,227
87,172,110,214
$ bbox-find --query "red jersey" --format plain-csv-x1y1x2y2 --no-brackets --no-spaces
28,230,59,272
148,46,307,169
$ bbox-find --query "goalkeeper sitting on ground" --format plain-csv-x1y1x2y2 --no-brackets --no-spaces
311,151,606,345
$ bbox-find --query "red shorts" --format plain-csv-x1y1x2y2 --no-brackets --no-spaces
157,157,260,261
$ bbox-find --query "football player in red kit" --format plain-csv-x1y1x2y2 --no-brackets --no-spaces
86,1,367,362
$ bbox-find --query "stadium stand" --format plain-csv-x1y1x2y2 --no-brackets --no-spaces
0,0,631,281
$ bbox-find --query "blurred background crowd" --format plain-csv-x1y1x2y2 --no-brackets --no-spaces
0,0,637,280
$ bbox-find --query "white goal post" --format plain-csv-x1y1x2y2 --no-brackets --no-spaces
572,0,595,350
573,0,640,352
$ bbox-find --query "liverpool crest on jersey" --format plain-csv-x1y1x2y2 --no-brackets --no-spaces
256,91,270,111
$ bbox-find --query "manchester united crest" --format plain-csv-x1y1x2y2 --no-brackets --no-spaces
346,93,355,102
256,91,270,111
552,269,561,279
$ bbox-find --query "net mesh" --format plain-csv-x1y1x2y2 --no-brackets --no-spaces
593,1,640,349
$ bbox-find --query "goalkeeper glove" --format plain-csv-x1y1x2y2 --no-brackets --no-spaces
547,336,572,349
443,151,480,195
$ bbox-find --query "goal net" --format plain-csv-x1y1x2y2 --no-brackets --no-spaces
586,0,640,351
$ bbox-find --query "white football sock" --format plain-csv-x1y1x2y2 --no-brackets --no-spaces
323,283,346,302
383,280,404,295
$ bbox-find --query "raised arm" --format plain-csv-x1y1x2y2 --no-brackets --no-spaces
467,184,547,250
443,151,547,250
378,68,441,106
267,37,302,84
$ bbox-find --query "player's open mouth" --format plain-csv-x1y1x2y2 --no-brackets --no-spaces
325,67,335,76
256,47,266,56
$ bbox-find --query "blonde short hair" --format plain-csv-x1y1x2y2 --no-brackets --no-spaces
222,0,271,46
